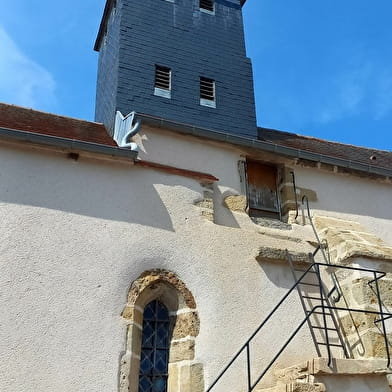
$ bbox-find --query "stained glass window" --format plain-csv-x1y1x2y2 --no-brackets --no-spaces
139,300,170,392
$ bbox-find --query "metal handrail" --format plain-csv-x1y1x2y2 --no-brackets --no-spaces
206,261,391,392
302,195,341,302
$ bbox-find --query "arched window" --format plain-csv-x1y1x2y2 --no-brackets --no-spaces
139,300,170,392
120,269,204,392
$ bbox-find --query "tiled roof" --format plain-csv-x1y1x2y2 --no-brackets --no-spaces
258,127,392,170
0,103,116,147
1,102,391,174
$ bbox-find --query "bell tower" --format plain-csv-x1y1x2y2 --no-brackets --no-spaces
94,0,257,139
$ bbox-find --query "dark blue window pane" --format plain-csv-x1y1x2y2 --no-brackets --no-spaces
139,300,170,392
144,303,156,320
157,302,170,321
142,322,154,347
152,377,166,392
139,376,152,392
140,350,153,374
155,350,168,372
156,323,169,348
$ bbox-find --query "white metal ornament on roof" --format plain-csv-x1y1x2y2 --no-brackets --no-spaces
113,111,141,151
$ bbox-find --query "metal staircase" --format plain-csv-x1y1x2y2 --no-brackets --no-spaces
287,252,349,362
287,195,347,360
206,197,392,392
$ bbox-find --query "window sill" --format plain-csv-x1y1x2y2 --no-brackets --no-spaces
200,98,216,108
154,88,171,99
200,8,215,15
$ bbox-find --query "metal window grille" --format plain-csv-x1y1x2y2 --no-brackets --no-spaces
155,66,171,91
139,300,170,392
200,0,214,12
200,77,215,101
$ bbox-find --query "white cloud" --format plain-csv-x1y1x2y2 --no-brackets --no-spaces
0,26,56,109
314,61,392,125
317,63,371,125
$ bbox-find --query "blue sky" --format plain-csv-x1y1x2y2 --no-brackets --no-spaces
0,1,391,151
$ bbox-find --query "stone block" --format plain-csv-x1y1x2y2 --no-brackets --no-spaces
127,269,197,309
348,278,392,307
168,363,179,392
339,311,379,335
172,311,200,339
313,215,392,263
223,195,247,212
275,357,391,381
126,324,142,355
314,216,366,233
169,339,195,362
256,246,309,264
122,305,143,325
201,209,214,222
257,383,325,392
179,363,204,392
356,330,392,358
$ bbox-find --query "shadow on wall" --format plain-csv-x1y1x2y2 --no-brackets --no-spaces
213,184,241,229
258,261,295,290
0,150,203,232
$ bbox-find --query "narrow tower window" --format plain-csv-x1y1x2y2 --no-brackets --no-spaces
154,65,171,98
200,0,214,12
200,77,216,108
138,300,170,392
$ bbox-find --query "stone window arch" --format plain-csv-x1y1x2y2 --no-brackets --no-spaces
120,269,204,392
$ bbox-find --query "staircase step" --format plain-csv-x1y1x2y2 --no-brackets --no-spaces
256,382,325,392
274,358,392,385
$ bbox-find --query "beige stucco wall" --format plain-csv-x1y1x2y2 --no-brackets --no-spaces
1,128,392,392
0,142,316,392
292,166,392,244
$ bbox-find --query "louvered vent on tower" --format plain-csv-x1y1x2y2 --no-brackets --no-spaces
200,0,214,12
155,65,171,90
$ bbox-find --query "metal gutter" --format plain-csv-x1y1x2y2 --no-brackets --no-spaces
137,113,392,178
0,127,138,160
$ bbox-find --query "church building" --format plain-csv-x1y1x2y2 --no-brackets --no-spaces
1,1,392,392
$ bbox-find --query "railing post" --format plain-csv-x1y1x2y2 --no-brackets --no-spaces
315,263,331,366
246,343,251,392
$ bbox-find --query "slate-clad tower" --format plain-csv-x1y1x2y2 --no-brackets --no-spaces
94,0,257,138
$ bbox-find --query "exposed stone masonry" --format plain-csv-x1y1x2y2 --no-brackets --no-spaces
120,270,204,392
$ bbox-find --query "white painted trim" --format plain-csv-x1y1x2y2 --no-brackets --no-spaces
200,98,216,108
154,87,171,99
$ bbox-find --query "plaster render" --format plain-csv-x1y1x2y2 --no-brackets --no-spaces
1,128,392,392
291,166,392,244
0,143,318,392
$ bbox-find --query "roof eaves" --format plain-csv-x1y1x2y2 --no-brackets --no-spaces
0,126,137,160
137,113,392,178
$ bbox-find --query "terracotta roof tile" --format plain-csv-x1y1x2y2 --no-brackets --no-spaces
258,127,392,170
0,103,116,147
